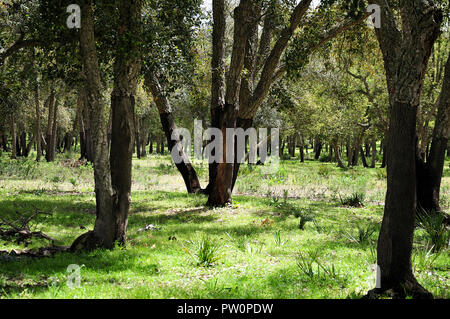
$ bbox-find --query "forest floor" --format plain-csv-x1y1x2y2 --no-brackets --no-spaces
0,150,448,299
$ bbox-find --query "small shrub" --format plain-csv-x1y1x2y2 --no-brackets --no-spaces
319,154,330,163
51,175,62,183
416,209,449,252
376,169,387,180
412,245,441,271
296,251,319,279
317,165,331,177
185,235,221,267
296,250,345,284
339,192,365,207
294,208,314,230
343,223,377,245
298,214,314,230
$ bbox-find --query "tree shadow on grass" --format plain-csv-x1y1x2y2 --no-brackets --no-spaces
0,248,160,297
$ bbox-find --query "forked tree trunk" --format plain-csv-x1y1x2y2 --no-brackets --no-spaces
207,0,253,206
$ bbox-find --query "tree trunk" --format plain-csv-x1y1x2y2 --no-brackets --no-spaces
109,0,142,245
71,0,116,251
206,0,253,206
371,139,377,168
34,86,42,162
369,0,442,299
360,147,369,168
204,0,227,196
416,52,450,214
299,135,305,163
146,73,202,194
10,117,17,159
45,89,55,162
47,98,58,162
135,114,141,159
314,137,322,160
332,139,345,169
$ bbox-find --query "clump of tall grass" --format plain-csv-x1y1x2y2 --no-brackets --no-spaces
184,235,221,267
339,192,366,207
342,223,378,246
416,208,449,252
296,250,347,285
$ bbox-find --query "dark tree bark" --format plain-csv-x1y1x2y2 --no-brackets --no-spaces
135,114,141,159
360,147,369,168
34,86,42,162
146,73,202,194
10,117,17,159
314,137,322,160
416,52,450,215
368,0,442,299
109,0,142,244
207,0,254,206
371,139,377,168
45,89,55,162
71,0,116,251
299,135,305,163
47,97,58,162
381,140,387,168
203,0,227,196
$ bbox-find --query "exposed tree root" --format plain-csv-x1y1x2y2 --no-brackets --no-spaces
364,280,433,300
70,231,106,252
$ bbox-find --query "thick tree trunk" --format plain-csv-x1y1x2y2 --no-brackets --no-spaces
377,101,429,298
368,0,442,299
206,0,253,206
204,0,227,196
0,132,8,151
299,136,305,163
71,0,116,251
109,0,142,244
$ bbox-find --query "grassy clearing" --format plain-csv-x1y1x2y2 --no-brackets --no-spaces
0,151,448,299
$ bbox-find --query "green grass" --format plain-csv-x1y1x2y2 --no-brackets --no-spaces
0,151,448,299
